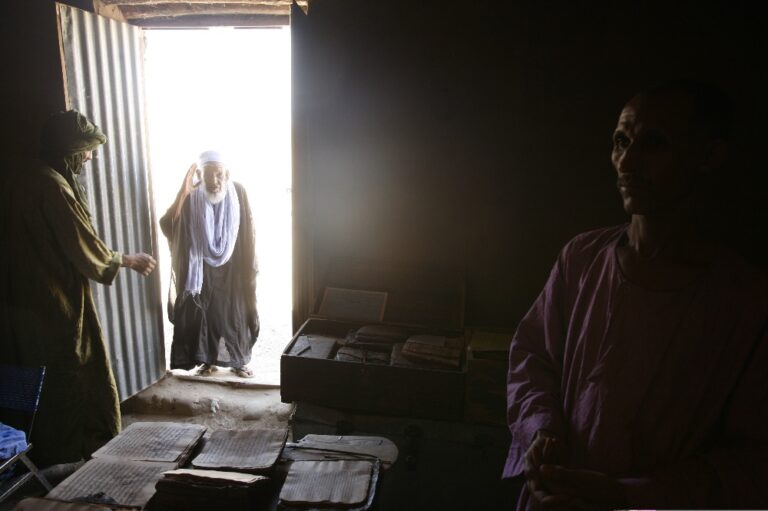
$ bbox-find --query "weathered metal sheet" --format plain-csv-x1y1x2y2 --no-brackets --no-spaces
57,3,165,400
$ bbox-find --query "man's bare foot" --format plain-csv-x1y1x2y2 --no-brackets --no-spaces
197,363,216,376
232,366,253,378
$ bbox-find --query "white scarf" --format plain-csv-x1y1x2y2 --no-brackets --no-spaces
184,181,240,295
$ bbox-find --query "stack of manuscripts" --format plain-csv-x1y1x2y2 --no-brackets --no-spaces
335,325,408,366
148,469,270,511
394,334,464,369
147,428,288,511
45,422,206,509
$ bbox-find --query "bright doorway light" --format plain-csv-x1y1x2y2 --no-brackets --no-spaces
144,26,291,384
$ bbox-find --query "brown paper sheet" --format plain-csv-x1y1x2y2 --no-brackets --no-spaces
278,460,372,506
191,428,287,472
46,458,176,508
91,422,205,464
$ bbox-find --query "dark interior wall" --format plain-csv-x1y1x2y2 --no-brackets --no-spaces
0,0,94,175
1,1,764,331
0,2,66,170
295,0,767,328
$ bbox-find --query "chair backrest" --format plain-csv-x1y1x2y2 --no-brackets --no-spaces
0,365,45,435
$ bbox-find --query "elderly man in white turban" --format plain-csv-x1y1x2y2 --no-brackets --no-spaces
160,151,259,377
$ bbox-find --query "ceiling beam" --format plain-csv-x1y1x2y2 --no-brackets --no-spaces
119,3,290,19
97,0,293,5
93,0,127,21
131,14,290,27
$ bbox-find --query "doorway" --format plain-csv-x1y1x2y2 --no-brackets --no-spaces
143,26,292,384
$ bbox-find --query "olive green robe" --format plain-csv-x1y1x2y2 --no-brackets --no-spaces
0,164,122,467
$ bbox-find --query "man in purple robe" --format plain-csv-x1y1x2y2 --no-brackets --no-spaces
504,82,768,510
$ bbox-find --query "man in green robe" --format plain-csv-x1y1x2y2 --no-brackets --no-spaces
0,110,156,467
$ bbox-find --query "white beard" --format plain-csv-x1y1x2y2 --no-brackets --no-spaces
206,188,227,205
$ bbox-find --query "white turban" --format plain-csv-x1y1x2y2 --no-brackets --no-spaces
197,150,224,168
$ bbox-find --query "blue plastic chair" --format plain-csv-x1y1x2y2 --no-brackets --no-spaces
0,364,52,502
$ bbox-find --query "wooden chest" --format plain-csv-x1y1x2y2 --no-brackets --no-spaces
280,261,467,421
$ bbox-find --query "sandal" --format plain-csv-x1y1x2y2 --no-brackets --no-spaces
232,366,253,378
197,364,217,376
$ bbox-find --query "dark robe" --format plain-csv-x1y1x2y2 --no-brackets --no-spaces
505,225,768,509
0,164,122,467
160,181,259,370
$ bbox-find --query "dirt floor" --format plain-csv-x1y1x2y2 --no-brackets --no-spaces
122,370,293,432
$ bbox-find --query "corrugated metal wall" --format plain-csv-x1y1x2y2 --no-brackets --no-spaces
57,3,165,400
